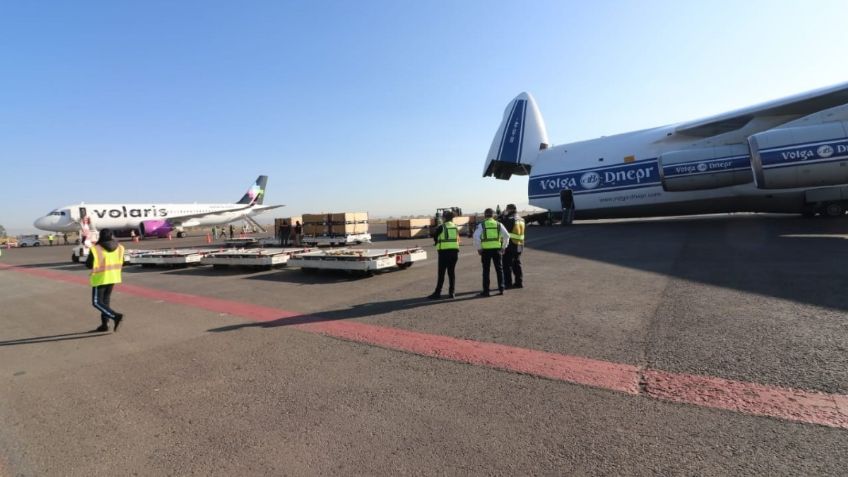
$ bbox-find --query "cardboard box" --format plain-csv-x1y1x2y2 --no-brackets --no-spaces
330,223,368,235
304,224,328,236
397,218,433,229
302,214,327,226
398,227,431,238
329,212,368,224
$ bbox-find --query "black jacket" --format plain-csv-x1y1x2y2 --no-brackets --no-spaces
85,238,120,269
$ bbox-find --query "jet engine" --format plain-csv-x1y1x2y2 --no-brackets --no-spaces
658,145,753,192
139,220,172,238
749,122,848,189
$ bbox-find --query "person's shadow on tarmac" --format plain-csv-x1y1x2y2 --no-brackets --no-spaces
0,331,110,347
207,291,481,333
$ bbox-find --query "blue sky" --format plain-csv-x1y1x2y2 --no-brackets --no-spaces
2,0,847,234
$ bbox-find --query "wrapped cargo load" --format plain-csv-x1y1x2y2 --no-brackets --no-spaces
387,218,434,240
302,212,371,246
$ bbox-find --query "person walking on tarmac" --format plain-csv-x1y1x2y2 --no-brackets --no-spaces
85,228,124,332
501,204,525,289
428,210,460,299
473,208,510,297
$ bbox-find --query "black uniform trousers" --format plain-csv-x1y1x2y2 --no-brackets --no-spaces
480,249,504,292
434,249,458,294
503,243,523,287
91,284,118,320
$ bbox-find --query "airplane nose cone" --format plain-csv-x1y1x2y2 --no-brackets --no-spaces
34,216,49,230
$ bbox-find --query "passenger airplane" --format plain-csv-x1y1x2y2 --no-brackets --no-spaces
484,82,848,221
34,175,283,238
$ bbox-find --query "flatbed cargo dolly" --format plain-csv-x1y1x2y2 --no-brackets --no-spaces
287,247,426,275
301,233,372,247
128,248,221,267
200,247,314,268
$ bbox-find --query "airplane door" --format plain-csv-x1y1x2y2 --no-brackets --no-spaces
560,190,575,226
78,207,87,221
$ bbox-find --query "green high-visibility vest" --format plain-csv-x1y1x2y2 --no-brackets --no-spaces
481,218,502,250
89,244,124,286
436,221,459,251
509,217,525,245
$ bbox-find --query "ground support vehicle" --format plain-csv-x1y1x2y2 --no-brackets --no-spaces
127,248,221,266
18,235,42,247
200,247,314,268
287,247,426,275
71,245,89,263
301,233,372,247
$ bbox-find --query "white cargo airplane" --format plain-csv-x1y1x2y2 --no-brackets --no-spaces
484,82,848,221
34,175,283,238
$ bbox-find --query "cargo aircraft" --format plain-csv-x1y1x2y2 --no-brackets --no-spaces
34,175,283,238
484,82,848,221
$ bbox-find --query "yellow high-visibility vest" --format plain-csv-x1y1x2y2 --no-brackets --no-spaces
481,218,502,250
436,221,459,251
90,244,125,286
509,217,525,245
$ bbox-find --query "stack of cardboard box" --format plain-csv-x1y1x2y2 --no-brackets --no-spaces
386,218,434,239
329,212,369,235
302,212,369,237
302,214,327,236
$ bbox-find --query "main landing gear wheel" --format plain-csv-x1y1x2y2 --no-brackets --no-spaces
177,231,186,238
823,202,845,218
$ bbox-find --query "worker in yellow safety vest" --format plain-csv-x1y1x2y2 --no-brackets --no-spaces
428,210,460,299
85,229,125,332
500,203,525,289
473,208,510,297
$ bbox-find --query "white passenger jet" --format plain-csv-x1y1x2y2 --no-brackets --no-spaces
34,175,283,238
484,82,848,221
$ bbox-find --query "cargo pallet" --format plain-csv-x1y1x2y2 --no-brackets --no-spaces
200,247,314,268
287,247,426,275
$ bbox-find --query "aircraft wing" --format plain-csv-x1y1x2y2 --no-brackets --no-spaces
675,81,848,137
164,204,284,225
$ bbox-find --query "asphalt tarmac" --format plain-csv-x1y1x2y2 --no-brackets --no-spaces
1,214,847,476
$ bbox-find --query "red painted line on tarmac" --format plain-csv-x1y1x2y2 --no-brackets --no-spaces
643,369,848,429
3,263,847,429
0,264,294,321
298,320,641,394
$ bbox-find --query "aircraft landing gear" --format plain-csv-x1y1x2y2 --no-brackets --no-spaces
823,202,846,218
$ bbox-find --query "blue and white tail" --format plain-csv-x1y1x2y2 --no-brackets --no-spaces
237,175,268,205
483,92,549,180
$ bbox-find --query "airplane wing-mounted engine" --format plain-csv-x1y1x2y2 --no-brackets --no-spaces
483,92,549,180
139,220,172,238
749,122,848,189
658,145,753,192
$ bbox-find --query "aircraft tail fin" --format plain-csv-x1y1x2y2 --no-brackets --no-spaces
237,175,268,205
483,92,549,180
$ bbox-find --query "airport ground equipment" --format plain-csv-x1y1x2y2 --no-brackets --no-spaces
301,233,372,247
287,247,427,274
200,247,314,268
71,244,89,263
435,207,462,225
127,248,221,266
223,237,260,248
